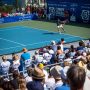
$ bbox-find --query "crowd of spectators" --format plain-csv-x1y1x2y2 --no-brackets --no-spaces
0,3,46,19
0,38,90,90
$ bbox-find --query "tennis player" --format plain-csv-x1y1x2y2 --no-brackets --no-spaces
57,19,67,33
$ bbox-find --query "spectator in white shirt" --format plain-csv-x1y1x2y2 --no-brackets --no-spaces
0,55,10,75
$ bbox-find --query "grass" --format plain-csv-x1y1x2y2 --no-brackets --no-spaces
0,20,90,39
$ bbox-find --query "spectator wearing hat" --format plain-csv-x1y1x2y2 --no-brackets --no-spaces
45,70,55,90
26,67,45,90
51,40,57,53
0,55,10,75
50,65,63,90
60,61,71,81
32,50,43,64
37,63,48,83
67,65,86,90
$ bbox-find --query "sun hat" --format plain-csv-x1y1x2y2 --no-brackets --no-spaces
38,63,44,69
50,65,63,79
32,67,45,79
51,40,56,45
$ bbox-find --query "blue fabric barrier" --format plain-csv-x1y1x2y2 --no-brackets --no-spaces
0,14,38,23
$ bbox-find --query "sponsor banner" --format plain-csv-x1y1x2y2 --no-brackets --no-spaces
0,14,37,24
47,0,90,23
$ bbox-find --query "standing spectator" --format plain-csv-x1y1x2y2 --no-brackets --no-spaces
21,48,30,61
58,38,65,52
0,55,10,75
21,48,31,68
67,65,86,90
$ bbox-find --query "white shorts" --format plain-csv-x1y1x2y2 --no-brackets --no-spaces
57,24,63,28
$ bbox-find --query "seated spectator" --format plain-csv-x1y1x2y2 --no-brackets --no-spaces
68,45,76,58
0,76,4,90
0,55,10,75
10,70,20,90
26,67,45,90
67,65,86,90
37,63,48,82
10,55,20,72
60,61,71,81
84,62,90,90
51,40,57,53
18,74,27,90
32,50,43,64
45,70,55,90
76,41,85,53
43,48,51,64
50,65,63,90
87,39,90,48
64,53,72,64
25,67,33,83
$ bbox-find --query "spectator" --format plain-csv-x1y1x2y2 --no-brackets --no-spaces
87,39,90,48
0,55,10,75
10,70,20,90
37,63,48,82
26,67,45,90
21,48,30,61
76,41,85,53
45,70,55,90
51,40,57,53
25,67,33,83
10,54,20,72
67,65,86,90
21,48,31,68
18,74,27,90
50,65,63,90
58,38,65,52
68,45,76,58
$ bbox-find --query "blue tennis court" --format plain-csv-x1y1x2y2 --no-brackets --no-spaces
0,26,83,55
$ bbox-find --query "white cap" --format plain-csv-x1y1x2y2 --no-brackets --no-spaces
51,40,56,45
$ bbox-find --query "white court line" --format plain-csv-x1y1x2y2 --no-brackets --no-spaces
22,26,84,39
0,26,84,39
0,26,25,32
0,36,82,51
0,38,25,46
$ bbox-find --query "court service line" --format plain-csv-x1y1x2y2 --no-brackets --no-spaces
0,38,25,46
0,36,82,51
0,26,84,39
22,26,84,39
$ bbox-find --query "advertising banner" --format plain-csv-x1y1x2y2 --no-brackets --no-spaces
46,0,90,23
